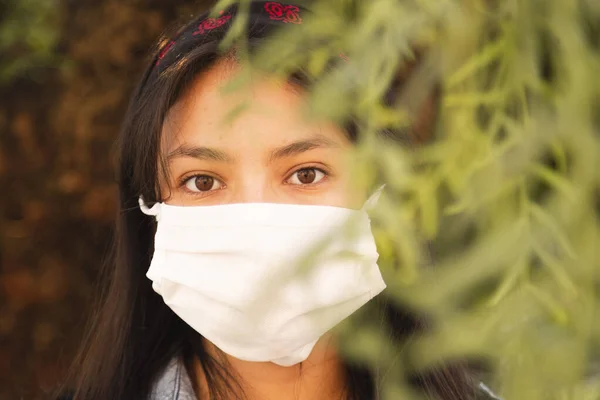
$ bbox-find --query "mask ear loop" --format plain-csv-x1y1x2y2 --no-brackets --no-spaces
362,184,386,211
139,196,161,221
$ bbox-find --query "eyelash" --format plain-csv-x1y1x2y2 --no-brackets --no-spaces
177,173,223,197
284,165,329,187
178,165,330,196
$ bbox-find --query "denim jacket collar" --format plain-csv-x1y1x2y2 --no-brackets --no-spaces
150,358,195,400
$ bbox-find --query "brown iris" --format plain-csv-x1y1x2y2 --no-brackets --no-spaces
296,168,317,184
194,176,214,191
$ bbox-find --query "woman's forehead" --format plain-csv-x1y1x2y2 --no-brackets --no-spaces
161,60,349,155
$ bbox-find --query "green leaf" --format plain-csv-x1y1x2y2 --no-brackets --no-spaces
446,38,508,88
531,164,577,202
529,204,577,259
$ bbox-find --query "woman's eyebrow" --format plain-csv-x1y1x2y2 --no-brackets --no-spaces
167,144,232,162
268,135,340,162
166,135,339,163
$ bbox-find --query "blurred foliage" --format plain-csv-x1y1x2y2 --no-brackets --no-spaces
0,0,62,83
222,0,600,398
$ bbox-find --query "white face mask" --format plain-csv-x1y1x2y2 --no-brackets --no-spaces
139,190,386,367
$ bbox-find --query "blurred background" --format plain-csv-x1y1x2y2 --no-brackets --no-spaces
0,1,216,398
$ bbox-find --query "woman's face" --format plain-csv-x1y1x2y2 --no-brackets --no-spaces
160,59,362,208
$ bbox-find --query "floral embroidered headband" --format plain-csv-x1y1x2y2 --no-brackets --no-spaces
152,1,305,75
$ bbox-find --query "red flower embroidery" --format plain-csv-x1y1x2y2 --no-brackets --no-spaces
193,14,232,36
264,2,302,24
156,41,175,65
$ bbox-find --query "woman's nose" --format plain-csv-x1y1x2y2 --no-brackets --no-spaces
227,178,279,204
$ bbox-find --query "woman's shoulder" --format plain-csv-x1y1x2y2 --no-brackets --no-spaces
150,357,195,400
53,362,194,400
51,358,194,400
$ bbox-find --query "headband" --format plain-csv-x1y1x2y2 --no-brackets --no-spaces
152,1,306,75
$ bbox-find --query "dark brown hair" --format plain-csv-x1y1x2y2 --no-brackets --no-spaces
66,2,477,399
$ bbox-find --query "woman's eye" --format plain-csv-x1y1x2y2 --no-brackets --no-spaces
183,175,223,193
287,168,326,185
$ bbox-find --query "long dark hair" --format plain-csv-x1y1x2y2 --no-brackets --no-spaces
67,2,477,399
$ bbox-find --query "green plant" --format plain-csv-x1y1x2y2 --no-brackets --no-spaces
218,0,600,398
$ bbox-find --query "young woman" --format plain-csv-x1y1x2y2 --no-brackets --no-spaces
66,1,493,399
